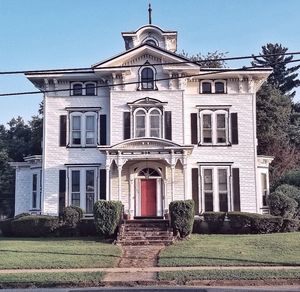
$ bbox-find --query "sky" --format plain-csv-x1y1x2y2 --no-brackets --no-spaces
0,0,300,125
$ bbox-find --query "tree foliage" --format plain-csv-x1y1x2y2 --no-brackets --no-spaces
252,43,300,97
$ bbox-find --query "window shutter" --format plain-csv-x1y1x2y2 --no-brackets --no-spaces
164,111,172,140
58,170,66,215
192,168,199,215
100,115,107,145
232,168,241,211
191,113,198,145
100,169,106,200
123,112,131,140
59,115,67,146
231,113,239,145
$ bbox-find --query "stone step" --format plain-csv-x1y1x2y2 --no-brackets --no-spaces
123,227,170,232
117,239,173,246
121,231,172,236
119,235,173,241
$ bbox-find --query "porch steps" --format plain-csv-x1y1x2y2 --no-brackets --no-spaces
116,219,174,246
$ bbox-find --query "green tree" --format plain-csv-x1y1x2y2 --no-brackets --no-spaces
252,43,300,97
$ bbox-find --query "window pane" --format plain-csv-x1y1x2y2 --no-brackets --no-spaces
72,131,81,145
219,193,228,212
202,82,212,93
215,82,225,93
217,130,226,143
136,129,145,137
32,174,37,191
86,116,95,131
73,84,82,96
217,114,225,128
218,169,227,191
205,193,213,211
136,115,145,128
72,171,80,192
150,115,159,128
86,193,94,213
203,114,212,128
86,170,95,192
150,129,160,137
141,68,154,89
71,193,80,207
261,173,268,206
203,130,212,143
204,169,213,191
86,83,95,96
72,116,81,130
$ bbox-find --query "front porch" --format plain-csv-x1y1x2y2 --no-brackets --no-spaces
99,138,194,218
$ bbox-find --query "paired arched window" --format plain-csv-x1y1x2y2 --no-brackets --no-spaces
200,80,226,94
134,108,162,138
71,82,97,96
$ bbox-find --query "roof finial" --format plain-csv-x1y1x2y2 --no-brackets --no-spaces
148,3,152,24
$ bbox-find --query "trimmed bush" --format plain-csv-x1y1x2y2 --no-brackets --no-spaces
11,215,59,237
281,218,300,232
93,200,123,237
227,212,254,234
62,206,83,228
78,219,97,236
268,191,298,218
0,218,13,236
169,200,195,238
203,212,226,233
251,214,283,234
275,184,300,217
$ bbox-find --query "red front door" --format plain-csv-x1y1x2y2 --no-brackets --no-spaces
141,179,157,216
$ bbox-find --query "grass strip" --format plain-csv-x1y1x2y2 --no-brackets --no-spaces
0,238,121,269
159,233,300,267
0,271,104,285
158,269,300,281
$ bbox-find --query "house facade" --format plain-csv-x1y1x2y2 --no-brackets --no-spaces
12,22,273,218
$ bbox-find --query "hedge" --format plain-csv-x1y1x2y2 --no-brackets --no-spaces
169,200,195,238
203,212,226,233
93,200,123,237
268,191,298,218
11,215,59,237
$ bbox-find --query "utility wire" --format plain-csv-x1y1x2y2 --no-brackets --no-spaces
0,51,300,76
0,58,299,97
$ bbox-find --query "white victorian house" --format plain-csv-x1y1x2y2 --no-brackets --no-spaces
12,21,273,218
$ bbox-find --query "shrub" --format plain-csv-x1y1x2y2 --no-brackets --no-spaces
278,170,300,188
11,215,59,237
268,191,298,218
14,213,30,220
93,200,123,237
169,200,195,238
275,184,300,217
281,218,300,232
203,212,226,233
78,219,97,236
192,217,208,234
251,214,283,233
227,212,254,234
0,218,13,236
61,206,83,228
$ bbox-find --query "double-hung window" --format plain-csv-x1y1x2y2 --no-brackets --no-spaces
134,108,162,138
31,170,42,210
141,68,154,90
70,168,96,214
200,110,228,145
201,166,230,212
70,112,97,147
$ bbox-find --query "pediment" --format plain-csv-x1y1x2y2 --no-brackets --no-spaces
92,44,199,70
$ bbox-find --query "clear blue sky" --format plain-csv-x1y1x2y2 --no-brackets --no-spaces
0,0,300,125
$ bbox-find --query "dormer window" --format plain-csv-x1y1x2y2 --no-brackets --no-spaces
141,67,155,90
73,84,83,96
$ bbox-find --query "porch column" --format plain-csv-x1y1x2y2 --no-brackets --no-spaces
117,165,122,201
183,150,188,200
171,165,175,201
106,165,110,201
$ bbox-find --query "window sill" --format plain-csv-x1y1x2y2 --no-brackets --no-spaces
197,143,232,147
66,145,98,149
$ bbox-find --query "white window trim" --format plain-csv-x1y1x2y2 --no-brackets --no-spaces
31,170,42,210
68,167,98,214
69,111,98,147
201,166,231,212
133,107,162,138
200,80,227,94
199,109,229,145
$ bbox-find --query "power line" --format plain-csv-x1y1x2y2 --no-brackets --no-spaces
0,51,300,76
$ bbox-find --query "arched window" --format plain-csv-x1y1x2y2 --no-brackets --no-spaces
145,39,157,46
73,84,83,96
135,109,146,137
149,109,161,138
202,82,212,94
215,81,225,94
86,83,96,96
141,68,154,90
138,168,160,177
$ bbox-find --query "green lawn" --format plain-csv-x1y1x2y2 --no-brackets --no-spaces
0,271,104,286
158,269,300,281
0,238,121,269
159,233,300,267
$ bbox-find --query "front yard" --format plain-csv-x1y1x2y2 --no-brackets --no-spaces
0,237,121,269
159,232,300,267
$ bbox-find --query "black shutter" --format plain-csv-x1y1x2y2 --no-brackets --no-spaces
59,115,67,146
191,113,198,144
192,168,199,215
123,112,131,140
100,169,106,200
232,168,241,211
100,115,107,145
231,113,238,145
164,111,172,140
58,170,66,216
